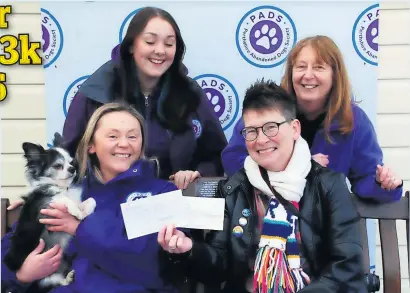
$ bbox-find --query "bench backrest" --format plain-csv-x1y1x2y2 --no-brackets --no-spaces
2,177,409,293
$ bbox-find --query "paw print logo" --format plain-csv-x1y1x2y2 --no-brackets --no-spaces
366,19,379,52
63,76,90,117
42,25,50,52
41,9,63,68
205,88,225,118
255,25,278,48
352,4,379,66
236,6,297,68
250,20,283,54
194,74,240,131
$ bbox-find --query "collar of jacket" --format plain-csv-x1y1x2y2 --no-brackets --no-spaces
77,59,169,108
221,168,248,194
84,158,158,186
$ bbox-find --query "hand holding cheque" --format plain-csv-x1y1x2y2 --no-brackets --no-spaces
120,190,225,240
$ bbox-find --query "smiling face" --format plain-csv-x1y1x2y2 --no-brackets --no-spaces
243,108,301,172
88,111,143,182
292,45,333,118
132,16,176,84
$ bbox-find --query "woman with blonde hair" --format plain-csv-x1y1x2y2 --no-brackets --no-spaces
2,102,182,293
222,35,403,202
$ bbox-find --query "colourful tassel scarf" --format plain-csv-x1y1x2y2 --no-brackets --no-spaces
244,137,313,293
253,198,310,293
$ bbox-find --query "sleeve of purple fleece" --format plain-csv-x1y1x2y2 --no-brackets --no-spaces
1,225,31,292
62,92,91,158
348,108,402,202
195,88,228,177
221,117,248,177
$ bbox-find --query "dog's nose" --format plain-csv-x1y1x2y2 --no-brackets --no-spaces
68,166,76,174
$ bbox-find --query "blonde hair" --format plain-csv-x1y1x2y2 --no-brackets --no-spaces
281,35,354,142
75,102,149,182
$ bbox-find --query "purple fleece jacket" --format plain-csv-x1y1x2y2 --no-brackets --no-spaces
1,160,181,293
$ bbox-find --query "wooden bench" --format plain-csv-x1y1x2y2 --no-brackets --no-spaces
2,178,409,293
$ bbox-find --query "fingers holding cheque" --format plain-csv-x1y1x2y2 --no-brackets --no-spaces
158,224,192,254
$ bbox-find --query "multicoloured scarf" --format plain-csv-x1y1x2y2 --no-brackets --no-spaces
244,137,312,293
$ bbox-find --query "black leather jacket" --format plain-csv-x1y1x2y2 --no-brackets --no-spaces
179,161,367,293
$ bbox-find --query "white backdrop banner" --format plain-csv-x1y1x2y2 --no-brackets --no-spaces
41,1,380,271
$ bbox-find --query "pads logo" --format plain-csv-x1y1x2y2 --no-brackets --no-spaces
194,74,239,132
41,8,64,68
352,4,379,66
192,119,202,139
236,5,297,68
119,8,142,43
63,75,90,117
126,192,152,202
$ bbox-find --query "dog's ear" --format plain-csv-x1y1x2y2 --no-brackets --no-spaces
52,132,65,148
22,142,45,162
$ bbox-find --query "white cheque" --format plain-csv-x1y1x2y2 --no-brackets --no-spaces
121,189,225,239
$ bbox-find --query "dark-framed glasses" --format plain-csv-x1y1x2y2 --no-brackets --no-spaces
240,119,293,141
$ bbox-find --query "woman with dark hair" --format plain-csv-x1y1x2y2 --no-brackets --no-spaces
63,6,227,188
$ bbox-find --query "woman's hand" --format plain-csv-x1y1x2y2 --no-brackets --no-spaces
312,153,329,167
169,170,201,190
39,203,80,236
16,239,63,283
376,164,403,191
158,224,192,254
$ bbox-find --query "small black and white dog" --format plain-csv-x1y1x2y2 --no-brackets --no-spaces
3,133,96,290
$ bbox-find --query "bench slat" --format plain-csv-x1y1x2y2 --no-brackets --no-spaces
354,197,409,220
380,219,401,293
1,198,9,237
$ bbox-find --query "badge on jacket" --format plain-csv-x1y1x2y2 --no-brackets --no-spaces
192,119,202,139
232,226,243,237
126,191,152,202
242,208,251,217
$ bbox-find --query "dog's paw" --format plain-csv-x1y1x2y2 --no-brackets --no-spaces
39,273,66,287
53,197,84,220
62,270,75,285
80,198,96,218
65,201,84,220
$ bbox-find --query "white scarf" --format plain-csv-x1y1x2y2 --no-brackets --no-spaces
244,137,312,203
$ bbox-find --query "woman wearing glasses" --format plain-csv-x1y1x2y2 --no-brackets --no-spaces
158,80,366,293
221,35,403,203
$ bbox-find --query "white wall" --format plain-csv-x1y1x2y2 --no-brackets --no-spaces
375,2,410,291
1,1,410,290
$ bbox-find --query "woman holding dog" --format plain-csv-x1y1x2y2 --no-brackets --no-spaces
62,6,227,190
2,102,185,293
221,35,403,202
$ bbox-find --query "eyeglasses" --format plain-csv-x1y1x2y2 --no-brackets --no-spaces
240,119,293,142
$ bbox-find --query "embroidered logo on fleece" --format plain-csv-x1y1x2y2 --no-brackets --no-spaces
126,191,152,202
192,119,202,139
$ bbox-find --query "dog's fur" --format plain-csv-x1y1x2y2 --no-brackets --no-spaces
3,133,96,290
